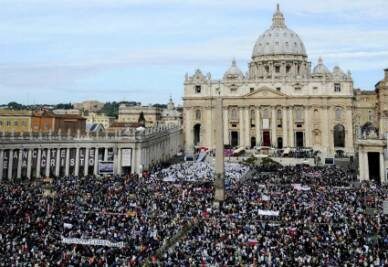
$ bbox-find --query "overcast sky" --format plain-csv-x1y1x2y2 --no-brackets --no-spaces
0,0,387,105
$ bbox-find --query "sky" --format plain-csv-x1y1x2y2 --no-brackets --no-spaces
0,0,387,105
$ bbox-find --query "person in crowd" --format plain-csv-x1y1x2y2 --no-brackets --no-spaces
0,162,387,266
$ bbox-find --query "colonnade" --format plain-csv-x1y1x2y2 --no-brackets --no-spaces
0,126,183,180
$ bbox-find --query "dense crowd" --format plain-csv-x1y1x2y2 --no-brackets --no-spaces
0,162,387,266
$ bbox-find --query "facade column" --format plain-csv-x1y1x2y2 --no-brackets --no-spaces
8,149,13,180
206,107,213,149
379,152,385,183
45,148,51,177
36,148,41,178
184,108,193,154
239,108,245,147
223,108,228,145
255,107,261,146
327,106,334,153
75,147,80,176
104,147,108,161
321,107,329,156
282,107,288,147
271,107,277,147
94,147,99,176
84,147,89,176
345,107,354,154
0,150,3,180
244,107,250,148
26,149,32,179
304,106,311,147
288,107,294,147
55,148,60,177
65,148,70,176
17,149,23,179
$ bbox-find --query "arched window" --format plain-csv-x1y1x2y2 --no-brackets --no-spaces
250,109,255,127
193,124,201,145
195,109,201,120
313,109,319,121
333,124,345,148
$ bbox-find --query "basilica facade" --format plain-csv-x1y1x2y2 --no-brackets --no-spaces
183,5,387,173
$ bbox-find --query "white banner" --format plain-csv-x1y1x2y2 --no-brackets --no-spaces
61,237,125,248
121,148,132,167
258,209,279,216
292,184,311,191
262,119,269,129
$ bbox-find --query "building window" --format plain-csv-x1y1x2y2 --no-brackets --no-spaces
295,87,301,91
333,124,345,147
6,121,10,126
250,109,255,127
335,107,343,121
195,110,201,120
0,121,2,126
14,121,18,126
250,87,254,93
195,85,201,93
286,65,291,73
230,108,238,121
313,87,318,90
276,87,281,91
277,109,282,127
334,83,341,92
295,108,303,122
275,66,280,73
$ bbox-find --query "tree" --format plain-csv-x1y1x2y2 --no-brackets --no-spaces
7,101,24,110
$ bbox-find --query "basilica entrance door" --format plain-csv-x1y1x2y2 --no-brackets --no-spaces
262,131,270,146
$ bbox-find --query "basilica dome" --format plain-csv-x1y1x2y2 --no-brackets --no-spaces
252,5,306,58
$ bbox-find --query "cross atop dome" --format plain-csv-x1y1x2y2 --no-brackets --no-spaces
272,4,286,28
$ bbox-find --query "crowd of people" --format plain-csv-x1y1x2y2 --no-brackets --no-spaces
0,162,387,266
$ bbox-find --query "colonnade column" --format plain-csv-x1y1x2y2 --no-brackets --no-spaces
94,148,99,176
55,148,60,177
8,149,13,180
304,106,311,147
282,107,288,147
271,107,277,147
104,147,108,161
45,148,51,177
26,149,32,179
65,148,70,176
84,147,89,176
36,148,41,178
75,147,80,176
17,149,23,179
0,150,3,180
256,107,261,146
379,152,385,183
